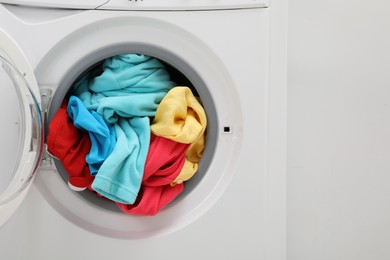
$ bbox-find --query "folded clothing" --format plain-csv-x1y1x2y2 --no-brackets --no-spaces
47,99,94,191
67,96,116,175
151,87,207,185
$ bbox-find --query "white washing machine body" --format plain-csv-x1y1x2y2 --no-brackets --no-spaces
0,1,287,259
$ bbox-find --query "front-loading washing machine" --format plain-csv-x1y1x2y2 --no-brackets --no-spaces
0,1,287,259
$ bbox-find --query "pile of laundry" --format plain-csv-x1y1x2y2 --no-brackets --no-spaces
47,54,207,216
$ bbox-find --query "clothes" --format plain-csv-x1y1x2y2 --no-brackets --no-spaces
72,54,176,124
71,54,175,204
47,100,94,191
171,159,199,186
143,135,189,186
117,184,183,216
67,96,116,175
116,135,188,216
151,87,207,185
91,117,150,204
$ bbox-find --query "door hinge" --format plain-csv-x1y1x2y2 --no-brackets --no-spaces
40,88,53,167
40,88,52,117
41,144,55,167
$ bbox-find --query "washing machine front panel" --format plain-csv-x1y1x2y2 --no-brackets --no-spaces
32,14,245,239
0,28,43,228
0,3,286,259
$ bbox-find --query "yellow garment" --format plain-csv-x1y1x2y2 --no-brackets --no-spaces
171,160,198,186
151,87,207,184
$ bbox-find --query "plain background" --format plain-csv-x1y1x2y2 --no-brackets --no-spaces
287,0,390,259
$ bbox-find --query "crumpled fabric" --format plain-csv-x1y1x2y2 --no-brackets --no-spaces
71,54,175,204
117,184,184,216
151,87,207,185
116,135,188,216
142,135,190,186
72,54,175,124
91,117,150,204
67,96,116,175
47,99,94,191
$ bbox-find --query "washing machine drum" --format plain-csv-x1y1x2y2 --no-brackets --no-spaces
46,53,207,216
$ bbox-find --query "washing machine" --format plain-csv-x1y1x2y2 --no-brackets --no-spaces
0,1,287,259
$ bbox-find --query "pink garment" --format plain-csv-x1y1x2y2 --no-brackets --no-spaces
47,100,94,190
117,135,188,216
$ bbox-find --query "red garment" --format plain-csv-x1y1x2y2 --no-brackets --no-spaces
117,184,184,216
143,135,189,186
47,100,94,190
117,135,188,216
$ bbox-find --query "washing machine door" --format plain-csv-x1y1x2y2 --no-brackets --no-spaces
0,28,43,228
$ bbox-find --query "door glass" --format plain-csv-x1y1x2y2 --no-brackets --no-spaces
0,55,43,205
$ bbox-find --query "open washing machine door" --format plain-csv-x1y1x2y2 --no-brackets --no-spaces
0,28,44,228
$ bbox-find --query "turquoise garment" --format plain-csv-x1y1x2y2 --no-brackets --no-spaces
72,54,175,204
91,117,150,204
67,96,116,175
72,54,175,124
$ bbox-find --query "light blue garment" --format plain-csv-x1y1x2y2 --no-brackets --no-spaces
67,96,116,175
71,54,175,204
91,54,174,93
72,54,176,124
91,117,150,204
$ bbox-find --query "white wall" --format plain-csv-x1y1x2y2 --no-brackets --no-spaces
288,0,390,259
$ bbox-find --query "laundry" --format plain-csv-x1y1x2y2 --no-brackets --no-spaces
47,99,94,191
171,160,199,186
72,54,176,124
49,55,208,214
143,134,189,186
117,184,184,216
67,96,116,175
70,54,176,204
151,87,207,185
116,135,188,216
91,117,150,204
